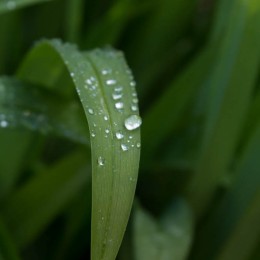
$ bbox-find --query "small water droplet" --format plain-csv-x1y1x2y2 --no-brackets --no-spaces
101,69,111,75
91,132,96,137
104,115,109,121
88,108,94,114
70,72,75,77
136,142,141,148
116,131,124,140
6,1,16,10
130,81,136,87
105,129,110,134
121,144,128,151
114,86,123,92
131,105,138,111
132,92,137,97
97,156,105,166
132,98,138,104
106,79,117,85
115,102,124,109
124,115,142,130
112,93,123,100
0,120,8,128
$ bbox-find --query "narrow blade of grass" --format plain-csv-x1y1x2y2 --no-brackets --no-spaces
0,0,50,14
17,39,141,260
0,217,20,260
142,45,216,166
185,0,260,217
0,150,90,249
134,199,193,260
0,129,32,199
190,122,260,260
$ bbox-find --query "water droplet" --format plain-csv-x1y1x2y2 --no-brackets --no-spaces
130,81,136,87
115,102,124,109
6,1,16,10
129,135,133,139
70,72,75,77
85,79,92,85
101,69,111,75
136,142,141,148
112,93,122,100
132,98,138,104
116,131,124,140
114,86,123,92
132,92,137,97
121,144,128,151
106,79,117,85
97,156,105,166
91,132,96,137
0,120,8,128
105,129,110,134
131,105,138,111
88,108,94,114
124,115,142,130
104,115,109,121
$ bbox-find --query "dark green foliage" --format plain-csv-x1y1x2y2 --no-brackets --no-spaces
0,0,260,259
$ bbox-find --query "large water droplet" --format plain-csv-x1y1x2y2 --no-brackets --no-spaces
124,115,142,130
97,156,105,166
116,131,124,140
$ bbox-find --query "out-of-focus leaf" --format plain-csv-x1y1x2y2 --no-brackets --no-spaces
64,0,84,43
185,0,260,217
0,0,50,14
0,150,90,249
190,122,260,260
0,77,89,144
0,217,20,260
0,129,32,199
18,39,141,260
134,199,193,260
142,45,216,166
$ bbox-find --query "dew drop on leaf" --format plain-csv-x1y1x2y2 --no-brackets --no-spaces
124,115,142,131
121,144,129,151
116,131,124,140
97,156,105,166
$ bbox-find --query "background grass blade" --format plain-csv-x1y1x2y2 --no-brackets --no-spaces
185,0,260,217
17,39,141,260
0,217,20,260
190,121,260,260
0,150,90,249
0,76,89,144
134,199,193,260
0,0,50,14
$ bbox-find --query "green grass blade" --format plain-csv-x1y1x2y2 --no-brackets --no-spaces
0,217,20,260
190,122,260,260
0,129,32,199
134,199,193,260
17,39,141,260
0,0,50,14
0,150,90,249
185,0,260,217
64,0,84,43
142,45,216,165
0,76,89,144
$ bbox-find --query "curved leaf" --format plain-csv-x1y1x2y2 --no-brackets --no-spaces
17,39,141,260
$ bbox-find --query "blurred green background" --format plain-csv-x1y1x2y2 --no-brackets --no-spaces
0,0,260,259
